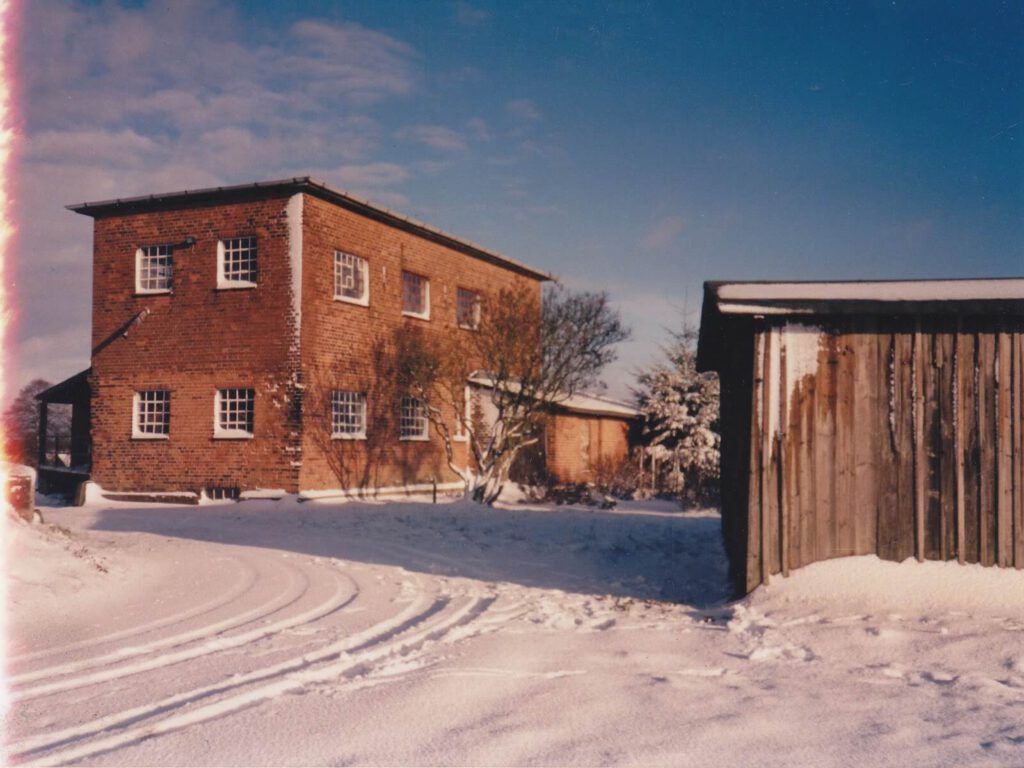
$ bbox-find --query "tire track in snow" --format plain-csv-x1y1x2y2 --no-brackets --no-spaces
13,583,495,765
10,554,257,666
11,553,303,687
13,559,359,703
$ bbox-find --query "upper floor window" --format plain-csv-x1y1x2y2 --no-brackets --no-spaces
133,390,170,439
402,271,429,319
218,237,257,288
334,251,369,306
214,388,255,439
456,288,481,330
136,245,173,294
331,390,367,439
399,396,429,441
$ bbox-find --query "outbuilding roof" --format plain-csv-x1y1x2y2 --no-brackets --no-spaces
67,177,553,282
698,278,1024,372
467,374,639,419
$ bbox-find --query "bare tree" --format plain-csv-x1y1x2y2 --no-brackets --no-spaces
397,283,628,504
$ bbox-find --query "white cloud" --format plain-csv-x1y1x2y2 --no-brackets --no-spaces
453,2,490,27
332,162,411,189
506,98,542,123
9,1,427,407
395,125,469,152
641,216,686,250
466,117,492,142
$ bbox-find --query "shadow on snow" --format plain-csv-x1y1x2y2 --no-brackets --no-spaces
88,498,731,608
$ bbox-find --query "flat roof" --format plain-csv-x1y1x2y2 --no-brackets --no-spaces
67,177,553,282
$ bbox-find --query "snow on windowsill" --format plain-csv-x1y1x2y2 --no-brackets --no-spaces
213,431,254,440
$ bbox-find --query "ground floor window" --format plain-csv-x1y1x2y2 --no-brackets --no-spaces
399,396,428,441
331,390,367,439
133,390,170,438
215,388,255,438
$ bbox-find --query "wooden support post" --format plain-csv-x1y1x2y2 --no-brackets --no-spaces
760,330,773,586
778,332,789,578
37,401,48,468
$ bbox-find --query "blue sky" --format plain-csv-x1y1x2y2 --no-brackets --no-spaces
11,0,1023,400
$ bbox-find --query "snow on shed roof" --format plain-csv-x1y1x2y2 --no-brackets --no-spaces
67,177,553,282
698,278,1024,373
467,375,639,419
715,278,1024,307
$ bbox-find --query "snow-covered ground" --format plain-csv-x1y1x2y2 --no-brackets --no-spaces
7,494,1024,766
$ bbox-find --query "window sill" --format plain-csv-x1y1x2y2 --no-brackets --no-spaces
133,290,172,297
457,324,479,331
452,434,468,442
402,311,430,321
213,432,254,440
399,435,430,442
334,294,370,307
131,433,169,441
216,281,257,291
332,433,367,441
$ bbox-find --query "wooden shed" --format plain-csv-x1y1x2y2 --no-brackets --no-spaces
697,279,1024,594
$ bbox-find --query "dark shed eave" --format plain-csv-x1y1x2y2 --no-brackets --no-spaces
66,176,553,283
36,368,91,404
697,278,1024,374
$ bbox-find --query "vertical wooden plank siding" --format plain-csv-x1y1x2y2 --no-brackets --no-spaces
917,325,933,565
978,334,997,566
738,320,1024,591
937,333,956,560
835,335,856,557
747,330,765,594
997,331,1014,566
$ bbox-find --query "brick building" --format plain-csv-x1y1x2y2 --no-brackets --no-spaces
542,393,640,484
62,177,554,497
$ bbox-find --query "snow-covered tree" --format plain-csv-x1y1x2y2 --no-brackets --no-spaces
398,284,629,505
634,325,720,505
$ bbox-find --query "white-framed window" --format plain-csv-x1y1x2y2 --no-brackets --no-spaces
214,388,255,439
401,271,430,319
218,236,257,288
399,396,429,441
331,390,367,439
136,244,173,294
334,251,369,306
456,287,480,330
133,390,170,439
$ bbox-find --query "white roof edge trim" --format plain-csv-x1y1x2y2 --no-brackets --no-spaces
467,375,639,418
716,279,1024,303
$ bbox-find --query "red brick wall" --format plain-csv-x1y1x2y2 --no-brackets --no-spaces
298,194,540,491
90,197,302,493
545,413,632,484
89,192,543,494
